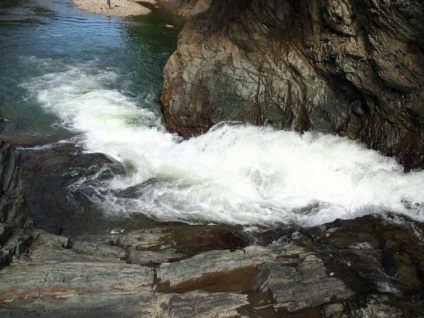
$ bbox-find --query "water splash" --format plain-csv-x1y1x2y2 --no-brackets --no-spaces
23,61,424,226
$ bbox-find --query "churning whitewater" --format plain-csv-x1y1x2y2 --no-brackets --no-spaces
23,60,424,226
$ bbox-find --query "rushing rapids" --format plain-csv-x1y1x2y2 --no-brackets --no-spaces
21,60,424,227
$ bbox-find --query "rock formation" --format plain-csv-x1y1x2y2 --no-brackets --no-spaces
161,0,424,169
0,140,32,270
1,215,424,316
0,141,30,229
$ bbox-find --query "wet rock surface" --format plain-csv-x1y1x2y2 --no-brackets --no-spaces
19,142,157,237
161,0,424,169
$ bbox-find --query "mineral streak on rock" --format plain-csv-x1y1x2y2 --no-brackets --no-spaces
161,0,424,169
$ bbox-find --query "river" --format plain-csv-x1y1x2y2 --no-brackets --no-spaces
1,0,424,235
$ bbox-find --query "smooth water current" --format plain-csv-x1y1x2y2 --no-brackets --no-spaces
1,0,424,228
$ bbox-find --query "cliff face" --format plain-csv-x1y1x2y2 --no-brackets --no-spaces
161,0,424,169
0,140,32,269
0,141,30,229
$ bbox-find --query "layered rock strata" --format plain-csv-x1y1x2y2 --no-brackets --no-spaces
0,141,30,229
1,215,423,317
0,141,32,270
161,0,424,169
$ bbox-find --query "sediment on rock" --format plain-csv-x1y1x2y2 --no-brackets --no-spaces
161,0,424,169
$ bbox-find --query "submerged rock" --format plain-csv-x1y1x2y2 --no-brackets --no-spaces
161,0,424,169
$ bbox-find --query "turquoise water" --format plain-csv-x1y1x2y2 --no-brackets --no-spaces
0,0,181,138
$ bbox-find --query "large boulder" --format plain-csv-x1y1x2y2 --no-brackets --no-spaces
161,0,424,169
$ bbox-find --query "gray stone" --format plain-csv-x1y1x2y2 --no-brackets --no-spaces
116,228,170,250
255,245,354,313
128,247,184,265
0,262,153,303
0,291,155,318
166,291,248,317
1,209,423,316
157,246,274,289
71,240,127,261
26,231,127,264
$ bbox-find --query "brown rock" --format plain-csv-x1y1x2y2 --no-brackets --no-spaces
161,0,424,169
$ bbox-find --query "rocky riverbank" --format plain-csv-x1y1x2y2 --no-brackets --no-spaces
161,0,424,170
73,0,152,17
1,209,424,317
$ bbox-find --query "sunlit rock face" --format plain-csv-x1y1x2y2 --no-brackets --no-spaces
158,0,212,17
161,0,424,169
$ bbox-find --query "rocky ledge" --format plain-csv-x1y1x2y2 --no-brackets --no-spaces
161,0,424,170
1,213,424,317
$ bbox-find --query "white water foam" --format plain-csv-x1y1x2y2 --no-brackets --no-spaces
22,62,424,226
